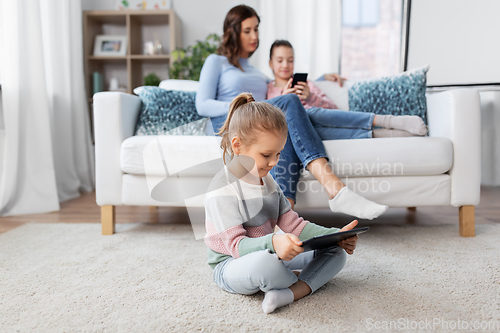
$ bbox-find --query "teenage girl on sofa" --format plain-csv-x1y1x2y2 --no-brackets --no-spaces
267,39,428,140
196,5,424,217
205,92,359,314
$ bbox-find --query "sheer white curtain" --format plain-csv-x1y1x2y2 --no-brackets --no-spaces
251,0,342,81
0,0,94,216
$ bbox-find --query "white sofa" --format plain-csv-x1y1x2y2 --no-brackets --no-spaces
94,80,481,237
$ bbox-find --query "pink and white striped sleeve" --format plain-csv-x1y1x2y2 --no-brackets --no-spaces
276,209,309,238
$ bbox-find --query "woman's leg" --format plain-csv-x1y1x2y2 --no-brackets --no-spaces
266,95,345,197
267,95,333,208
215,98,356,200
209,115,227,134
308,157,388,219
215,95,387,218
266,95,387,219
266,95,328,172
307,158,344,199
270,132,302,209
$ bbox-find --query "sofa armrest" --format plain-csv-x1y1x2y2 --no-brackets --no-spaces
94,92,142,206
426,89,481,206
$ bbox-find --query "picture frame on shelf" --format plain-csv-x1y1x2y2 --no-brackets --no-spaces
93,35,128,56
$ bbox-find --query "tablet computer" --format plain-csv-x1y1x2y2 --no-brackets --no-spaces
301,227,369,252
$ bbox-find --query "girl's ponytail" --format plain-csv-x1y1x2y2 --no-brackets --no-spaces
217,92,287,165
218,93,254,163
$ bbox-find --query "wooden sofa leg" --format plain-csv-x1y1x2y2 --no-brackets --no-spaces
459,205,475,237
149,206,159,223
407,207,416,212
101,205,116,235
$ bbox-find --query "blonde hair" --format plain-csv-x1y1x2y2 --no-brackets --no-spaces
218,93,288,164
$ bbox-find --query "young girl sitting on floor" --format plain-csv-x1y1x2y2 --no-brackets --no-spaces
204,92,360,314
267,39,428,139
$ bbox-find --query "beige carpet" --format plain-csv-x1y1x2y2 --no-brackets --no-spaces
1,222,499,332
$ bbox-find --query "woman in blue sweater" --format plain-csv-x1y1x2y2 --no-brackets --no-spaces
196,5,390,219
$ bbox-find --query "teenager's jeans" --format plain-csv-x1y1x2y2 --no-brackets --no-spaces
209,94,375,203
212,246,347,295
307,107,375,140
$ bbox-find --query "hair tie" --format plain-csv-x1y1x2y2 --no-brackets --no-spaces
247,95,255,103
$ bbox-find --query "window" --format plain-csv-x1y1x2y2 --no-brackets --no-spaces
343,0,379,27
341,0,403,79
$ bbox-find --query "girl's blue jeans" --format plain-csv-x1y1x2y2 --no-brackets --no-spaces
212,245,347,295
210,94,375,203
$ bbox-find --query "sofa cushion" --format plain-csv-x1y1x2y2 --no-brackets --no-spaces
122,173,452,208
300,136,452,180
294,174,451,208
121,135,224,177
134,86,207,136
348,66,429,123
159,79,199,92
121,135,452,178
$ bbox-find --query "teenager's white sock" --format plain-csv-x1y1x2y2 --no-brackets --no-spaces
374,115,428,136
329,187,388,220
262,289,294,314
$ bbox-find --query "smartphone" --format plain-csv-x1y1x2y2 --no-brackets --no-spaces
292,73,308,87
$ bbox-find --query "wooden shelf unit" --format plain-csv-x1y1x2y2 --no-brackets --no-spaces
83,10,182,99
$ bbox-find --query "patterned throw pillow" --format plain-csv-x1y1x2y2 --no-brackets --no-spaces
348,66,429,123
134,86,207,136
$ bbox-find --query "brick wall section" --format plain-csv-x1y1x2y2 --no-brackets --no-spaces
341,0,402,80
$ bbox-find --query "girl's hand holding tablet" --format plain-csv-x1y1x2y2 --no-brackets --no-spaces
338,220,359,255
272,233,304,261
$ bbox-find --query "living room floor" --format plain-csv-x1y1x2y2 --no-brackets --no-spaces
0,186,499,234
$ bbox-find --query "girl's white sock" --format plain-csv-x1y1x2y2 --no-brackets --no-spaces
262,288,294,314
374,115,428,136
329,187,388,220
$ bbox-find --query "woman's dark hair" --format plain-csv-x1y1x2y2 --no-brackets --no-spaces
218,5,260,70
269,40,293,59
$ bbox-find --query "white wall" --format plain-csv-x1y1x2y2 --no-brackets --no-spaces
480,90,500,186
170,0,259,49
407,0,500,86
0,93,3,179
